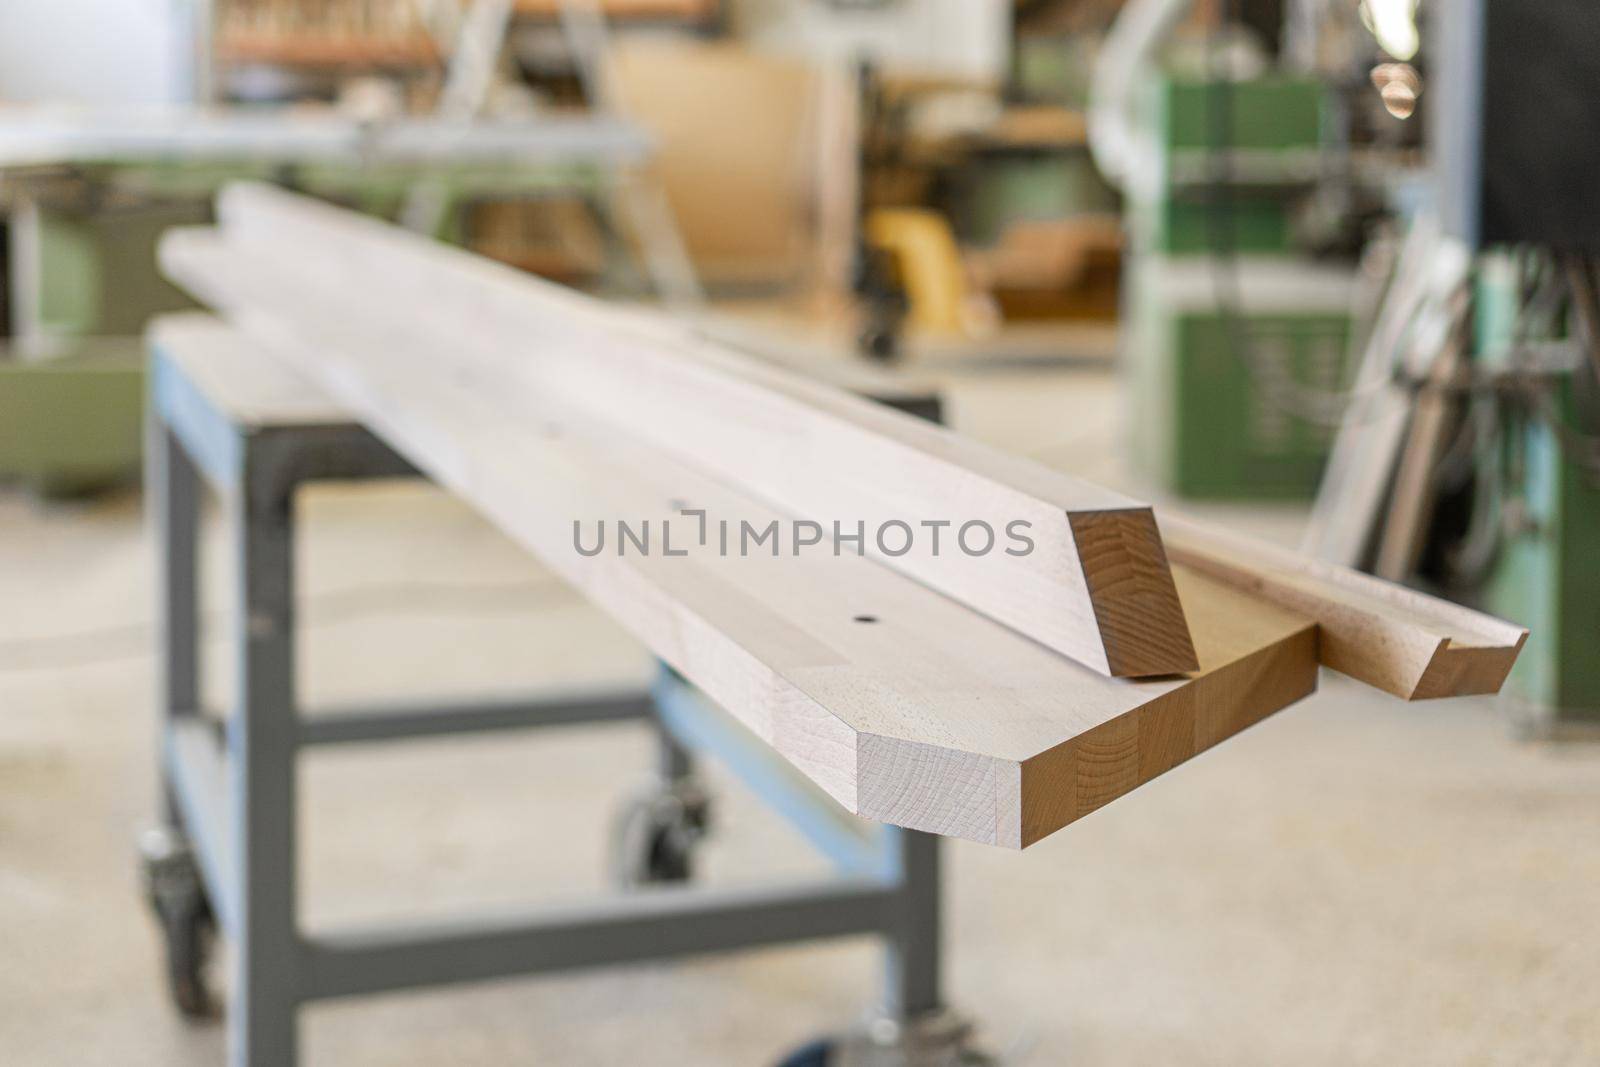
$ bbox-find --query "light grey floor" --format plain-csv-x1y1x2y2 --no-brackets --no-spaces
2,366,1598,1066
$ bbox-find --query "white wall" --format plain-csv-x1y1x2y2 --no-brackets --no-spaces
734,0,1010,83
0,0,190,105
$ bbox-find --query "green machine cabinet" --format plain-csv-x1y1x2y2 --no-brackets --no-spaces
1,197,206,494
1474,252,1600,732
0,341,145,495
1122,71,1349,500
1127,74,1326,257
1470,252,1600,733
0,159,613,495
8,196,208,342
1485,387,1600,733
1127,256,1354,499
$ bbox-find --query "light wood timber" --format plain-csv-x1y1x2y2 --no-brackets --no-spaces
185,184,1528,703
207,182,1200,679
155,237,1316,848
1373,325,1467,583
178,184,1528,703
215,31,439,69
154,315,349,429
1161,515,1527,700
1304,219,1470,568
513,0,717,18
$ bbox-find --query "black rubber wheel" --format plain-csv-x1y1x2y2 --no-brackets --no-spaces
140,828,218,1018
611,782,709,888
158,892,217,1018
642,822,693,883
773,1038,833,1067
773,1012,997,1066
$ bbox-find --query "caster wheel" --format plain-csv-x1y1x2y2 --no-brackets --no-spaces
139,827,218,1018
775,1038,832,1067
610,778,710,888
774,1010,997,1067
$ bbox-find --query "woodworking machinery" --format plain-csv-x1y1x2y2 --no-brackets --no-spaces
1120,70,1358,500
1470,255,1600,735
1425,0,1600,734
0,109,652,493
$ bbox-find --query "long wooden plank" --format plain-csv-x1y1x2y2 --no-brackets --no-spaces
157,231,1317,848
1161,516,1526,700
1373,329,1465,582
213,184,1526,703
627,315,1516,699
208,182,1197,680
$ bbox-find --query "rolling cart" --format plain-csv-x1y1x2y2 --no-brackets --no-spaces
139,313,986,1067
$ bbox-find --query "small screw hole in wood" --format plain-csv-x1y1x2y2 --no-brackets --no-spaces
853,614,878,624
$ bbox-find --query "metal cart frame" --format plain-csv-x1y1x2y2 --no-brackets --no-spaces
142,328,948,1067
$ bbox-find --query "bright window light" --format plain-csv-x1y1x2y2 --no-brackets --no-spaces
1361,0,1420,61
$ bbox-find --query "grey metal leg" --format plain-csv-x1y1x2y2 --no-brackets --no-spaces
653,691,695,783
228,445,301,1067
144,418,220,1019
878,392,948,1027
883,828,942,1019
152,425,202,736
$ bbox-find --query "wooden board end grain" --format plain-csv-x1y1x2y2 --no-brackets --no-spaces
1013,569,1319,847
852,567,1318,849
1069,507,1199,678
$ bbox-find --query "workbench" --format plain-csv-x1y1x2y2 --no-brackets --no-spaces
0,107,652,171
144,313,964,1067
142,182,1527,1067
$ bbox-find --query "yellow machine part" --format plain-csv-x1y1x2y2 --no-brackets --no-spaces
865,208,971,337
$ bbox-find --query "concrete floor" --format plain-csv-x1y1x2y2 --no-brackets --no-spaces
2,364,1598,1066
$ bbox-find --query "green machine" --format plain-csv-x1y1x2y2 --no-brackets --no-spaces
1127,256,1352,498
1124,73,1356,499
0,195,204,494
8,195,209,341
1486,390,1600,734
1473,258,1600,734
1126,75,1326,256
0,340,147,496
0,112,653,495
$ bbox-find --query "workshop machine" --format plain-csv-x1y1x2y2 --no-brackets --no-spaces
0,130,646,493
1305,0,1600,733
1427,0,1600,734
1476,258,1600,733
0,0,693,496
1119,63,1357,500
